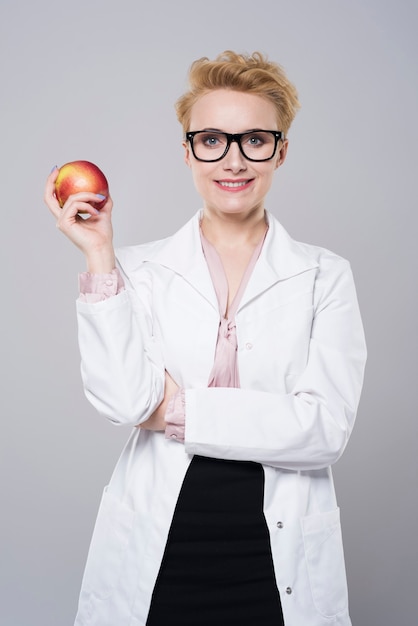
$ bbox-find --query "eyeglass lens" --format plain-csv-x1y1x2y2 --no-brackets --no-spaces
192,131,277,161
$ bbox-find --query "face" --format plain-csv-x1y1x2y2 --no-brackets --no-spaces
183,89,288,220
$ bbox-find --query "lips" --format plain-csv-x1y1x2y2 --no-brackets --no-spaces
215,178,254,191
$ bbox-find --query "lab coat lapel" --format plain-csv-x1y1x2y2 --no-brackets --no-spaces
238,213,319,311
143,211,219,311
139,210,318,312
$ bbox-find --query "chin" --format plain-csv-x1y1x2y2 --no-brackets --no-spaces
204,203,265,219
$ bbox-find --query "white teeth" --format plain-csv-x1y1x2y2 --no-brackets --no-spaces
218,180,248,188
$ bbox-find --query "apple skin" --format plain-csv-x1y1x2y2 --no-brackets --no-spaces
55,160,109,210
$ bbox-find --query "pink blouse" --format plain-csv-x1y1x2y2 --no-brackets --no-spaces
164,229,267,442
79,269,125,303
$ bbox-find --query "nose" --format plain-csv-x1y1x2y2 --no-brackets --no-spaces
222,140,247,173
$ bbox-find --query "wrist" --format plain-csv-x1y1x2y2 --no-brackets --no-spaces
85,247,116,273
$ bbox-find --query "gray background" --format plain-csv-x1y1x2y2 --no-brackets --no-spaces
1,0,416,624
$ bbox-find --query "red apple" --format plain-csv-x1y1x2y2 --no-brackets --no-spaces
55,160,109,210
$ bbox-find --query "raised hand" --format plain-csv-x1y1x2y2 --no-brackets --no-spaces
44,167,116,273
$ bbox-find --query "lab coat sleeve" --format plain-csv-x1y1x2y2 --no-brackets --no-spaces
76,265,165,426
183,259,367,470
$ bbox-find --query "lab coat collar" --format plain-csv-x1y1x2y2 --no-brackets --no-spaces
129,210,319,310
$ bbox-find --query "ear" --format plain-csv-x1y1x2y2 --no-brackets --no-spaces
183,141,192,168
274,139,289,170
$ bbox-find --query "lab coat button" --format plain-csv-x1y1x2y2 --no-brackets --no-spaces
286,587,292,595
105,279,113,286
276,521,284,529
245,342,253,350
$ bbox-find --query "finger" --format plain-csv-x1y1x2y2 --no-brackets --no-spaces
63,201,101,219
47,165,59,185
44,166,61,218
62,191,106,209
57,198,102,227
59,191,110,219
99,193,113,214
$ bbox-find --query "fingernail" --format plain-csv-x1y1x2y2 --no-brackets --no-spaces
50,165,58,173
96,194,106,200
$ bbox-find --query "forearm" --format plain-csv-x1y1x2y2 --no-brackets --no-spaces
181,261,366,468
77,289,165,426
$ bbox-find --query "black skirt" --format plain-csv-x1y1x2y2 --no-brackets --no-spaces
146,455,284,626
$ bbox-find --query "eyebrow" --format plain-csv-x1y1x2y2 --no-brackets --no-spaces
200,127,268,133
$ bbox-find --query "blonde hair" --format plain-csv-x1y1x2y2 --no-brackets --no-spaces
176,50,300,136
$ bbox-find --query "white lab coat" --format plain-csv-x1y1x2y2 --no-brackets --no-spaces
74,210,366,626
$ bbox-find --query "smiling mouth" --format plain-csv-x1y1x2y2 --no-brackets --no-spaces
217,179,253,188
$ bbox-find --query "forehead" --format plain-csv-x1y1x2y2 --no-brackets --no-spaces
189,89,278,132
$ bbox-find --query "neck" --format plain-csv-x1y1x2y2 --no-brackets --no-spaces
200,207,268,250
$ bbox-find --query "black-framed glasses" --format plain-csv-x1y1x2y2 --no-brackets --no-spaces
185,129,284,162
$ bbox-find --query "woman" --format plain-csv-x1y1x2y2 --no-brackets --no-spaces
45,51,366,626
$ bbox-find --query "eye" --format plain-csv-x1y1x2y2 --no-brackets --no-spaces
245,133,265,146
196,132,227,149
205,136,220,146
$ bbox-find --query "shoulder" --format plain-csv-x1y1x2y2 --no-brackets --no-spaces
296,239,350,272
115,210,202,279
295,241,354,309
266,212,351,281
115,237,170,275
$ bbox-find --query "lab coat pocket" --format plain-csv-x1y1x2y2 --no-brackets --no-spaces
301,508,349,618
81,487,135,602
